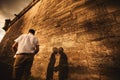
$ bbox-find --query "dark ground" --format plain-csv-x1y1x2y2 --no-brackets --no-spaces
0,61,12,80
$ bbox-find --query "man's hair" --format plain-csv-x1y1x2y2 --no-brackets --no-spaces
29,29,35,35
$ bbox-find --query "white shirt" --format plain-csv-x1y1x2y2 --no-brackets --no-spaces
15,33,39,54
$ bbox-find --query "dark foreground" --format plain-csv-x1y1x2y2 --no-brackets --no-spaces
0,61,12,80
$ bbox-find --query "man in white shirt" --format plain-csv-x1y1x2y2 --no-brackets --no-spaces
12,29,39,80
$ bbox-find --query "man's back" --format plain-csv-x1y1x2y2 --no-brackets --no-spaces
15,33,39,54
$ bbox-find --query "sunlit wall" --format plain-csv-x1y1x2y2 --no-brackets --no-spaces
0,0,120,80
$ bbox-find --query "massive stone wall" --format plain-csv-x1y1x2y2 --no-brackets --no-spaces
0,0,120,80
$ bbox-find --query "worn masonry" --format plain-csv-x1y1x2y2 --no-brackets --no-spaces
0,0,120,80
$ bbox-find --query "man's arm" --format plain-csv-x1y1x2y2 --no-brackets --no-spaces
34,45,39,54
12,42,18,53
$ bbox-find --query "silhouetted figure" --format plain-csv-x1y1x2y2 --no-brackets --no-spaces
58,47,69,80
46,47,58,80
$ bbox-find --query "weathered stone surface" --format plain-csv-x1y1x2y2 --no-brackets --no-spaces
0,0,120,80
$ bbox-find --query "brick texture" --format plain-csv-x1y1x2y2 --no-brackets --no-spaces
0,0,120,80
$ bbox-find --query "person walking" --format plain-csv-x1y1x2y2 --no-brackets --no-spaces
12,29,39,80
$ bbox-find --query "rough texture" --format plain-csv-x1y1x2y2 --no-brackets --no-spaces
0,0,120,80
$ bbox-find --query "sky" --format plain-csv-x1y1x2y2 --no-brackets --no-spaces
0,28,5,41
0,0,32,41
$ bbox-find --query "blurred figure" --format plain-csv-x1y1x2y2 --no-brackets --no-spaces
12,29,39,80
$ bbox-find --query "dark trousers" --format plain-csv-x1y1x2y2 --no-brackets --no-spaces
12,54,34,80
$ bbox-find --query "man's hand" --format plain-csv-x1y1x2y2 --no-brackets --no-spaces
34,45,39,54
12,42,18,53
